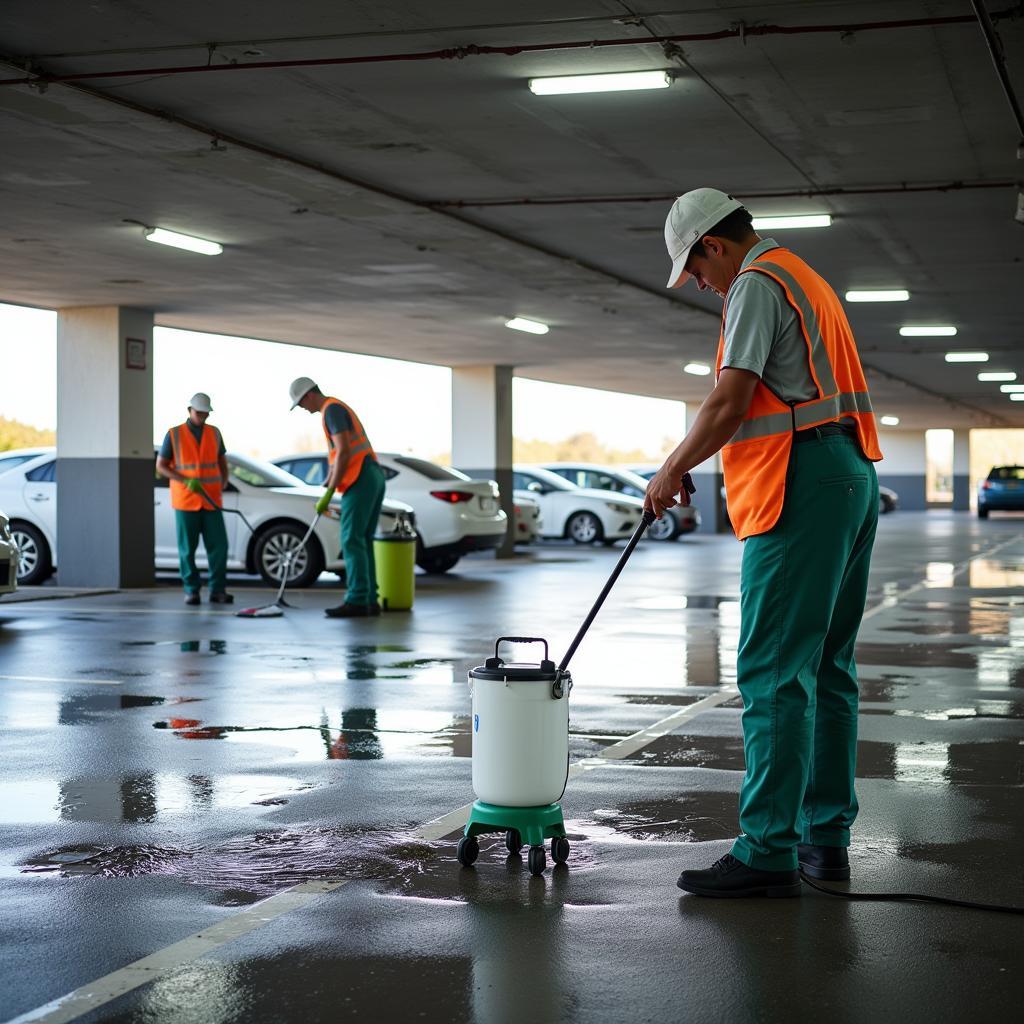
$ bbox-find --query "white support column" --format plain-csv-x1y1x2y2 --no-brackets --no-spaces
875,429,927,510
952,429,970,511
451,366,514,558
684,404,727,533
57,307,154,586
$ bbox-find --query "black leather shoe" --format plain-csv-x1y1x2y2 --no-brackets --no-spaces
325,603,373,618
797,844,850,880
209,592,234,605
184,592,200,606
677,853,801,898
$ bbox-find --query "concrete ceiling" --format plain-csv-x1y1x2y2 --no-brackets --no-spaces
1,0,1023,428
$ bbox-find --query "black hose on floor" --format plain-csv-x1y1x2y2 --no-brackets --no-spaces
800,872,1024,914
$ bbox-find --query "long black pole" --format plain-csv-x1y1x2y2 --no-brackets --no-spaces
557,475,695,674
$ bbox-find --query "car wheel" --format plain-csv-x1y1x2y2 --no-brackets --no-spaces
417,552,460,574
255,523,324,587
566,511,603,544
10,522,53,585
978,507,989,519
647,513,678,541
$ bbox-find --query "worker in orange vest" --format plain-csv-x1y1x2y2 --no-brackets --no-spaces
155,393,232,606
289,377,386,618
647,189,883,899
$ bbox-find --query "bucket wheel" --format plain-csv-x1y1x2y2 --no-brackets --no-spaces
551,836,570,865
457,835,479,867
505,830,523,855
527,845,546,876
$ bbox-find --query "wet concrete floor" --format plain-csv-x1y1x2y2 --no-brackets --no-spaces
1,511,1023,1022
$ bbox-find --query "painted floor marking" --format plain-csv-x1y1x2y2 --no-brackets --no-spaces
5,880,348,1024
0,674,122,687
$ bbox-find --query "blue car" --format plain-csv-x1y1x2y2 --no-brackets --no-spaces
978,466,1024,518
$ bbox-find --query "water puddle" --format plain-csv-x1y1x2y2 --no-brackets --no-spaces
58,693,200,724
570,792,737,844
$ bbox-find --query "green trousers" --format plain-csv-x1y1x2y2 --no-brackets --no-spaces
175,508,229,595
341,458,386,606
731,433,878,872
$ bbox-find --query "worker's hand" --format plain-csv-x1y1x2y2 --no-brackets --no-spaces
185,478,202,494
644,463,692,517
315,488,333,515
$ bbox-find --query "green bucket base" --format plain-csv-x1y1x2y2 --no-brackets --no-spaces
464,800,566,848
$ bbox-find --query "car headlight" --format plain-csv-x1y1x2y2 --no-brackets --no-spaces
0,518,10,543
605,502,634,515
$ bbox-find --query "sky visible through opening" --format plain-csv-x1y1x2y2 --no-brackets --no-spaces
0,302,686,462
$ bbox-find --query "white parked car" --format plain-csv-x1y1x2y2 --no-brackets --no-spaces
0,510,18,596
272,452,509,573
513,465,643,544
0,448,50,475
0,448,414,587
543,463,700,541
512,493,542,544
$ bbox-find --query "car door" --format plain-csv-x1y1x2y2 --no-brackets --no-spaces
23,459,57,547
153,461,177,563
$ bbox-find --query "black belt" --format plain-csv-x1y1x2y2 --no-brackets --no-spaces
793,423,857,444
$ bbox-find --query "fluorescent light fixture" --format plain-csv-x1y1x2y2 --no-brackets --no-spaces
505,316,549,335
683,362,712,376
844,289,910,302
944,352,988,363
528,70,672,96
899,325,957,337
1001,384,1024,393
1010,393,1024,402
144,227,223,255
979,371,1017,382
879,415,900,426
751,214,832,230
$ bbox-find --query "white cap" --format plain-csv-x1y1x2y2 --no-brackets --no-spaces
289,376,317,410
188,392,212,413
664,188,744,288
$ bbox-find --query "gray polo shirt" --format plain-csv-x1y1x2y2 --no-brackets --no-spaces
720,238,817,404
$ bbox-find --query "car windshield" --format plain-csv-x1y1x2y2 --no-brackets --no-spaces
989,466,1024,481
390,455,470,482
518,467,574,491
229,454,304,488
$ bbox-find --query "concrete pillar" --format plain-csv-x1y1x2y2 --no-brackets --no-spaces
876,429,927,510
56,307,155,587
685,405,728,533
952,429,970,511
451,365,515,558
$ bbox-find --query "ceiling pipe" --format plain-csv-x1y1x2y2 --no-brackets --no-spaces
971,0,1024,141
428,180,1017,209
1,9,1017,87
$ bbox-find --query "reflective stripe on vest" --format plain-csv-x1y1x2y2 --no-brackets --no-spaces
321,397,377,493
169,423,223,511
717,247,882,540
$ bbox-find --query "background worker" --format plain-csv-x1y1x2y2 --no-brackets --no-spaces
647,188,882,899
155,392,232,606
289,377,386,618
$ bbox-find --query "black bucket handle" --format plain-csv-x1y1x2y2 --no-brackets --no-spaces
490,636,549,665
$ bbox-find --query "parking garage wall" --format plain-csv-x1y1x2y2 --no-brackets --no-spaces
876,429,927,511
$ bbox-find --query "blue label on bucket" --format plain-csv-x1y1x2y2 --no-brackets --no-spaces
474,714,479,733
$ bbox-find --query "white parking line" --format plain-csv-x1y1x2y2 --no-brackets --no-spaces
0,674,122,687
5,880,348,1024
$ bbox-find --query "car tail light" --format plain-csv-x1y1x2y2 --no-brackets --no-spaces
430,490,475,503
981,481,992,490
513,505,521,514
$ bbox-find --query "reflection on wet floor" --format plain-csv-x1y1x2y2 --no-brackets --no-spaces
570,792,737,844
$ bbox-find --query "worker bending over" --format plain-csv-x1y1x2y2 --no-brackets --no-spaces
156,392,232,606
289,377,385,618
647,189,882,898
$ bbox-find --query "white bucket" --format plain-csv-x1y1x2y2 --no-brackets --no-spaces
469,646,571,807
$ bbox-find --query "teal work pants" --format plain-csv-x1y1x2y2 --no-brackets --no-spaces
175,508,229,595
341,459,386,605
731,434,879,872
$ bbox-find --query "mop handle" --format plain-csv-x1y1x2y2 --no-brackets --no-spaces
556,473,695,675
195,483,257,536
273,512,322,603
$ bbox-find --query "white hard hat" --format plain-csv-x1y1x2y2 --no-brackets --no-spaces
188,392,212,413
289,376,318,410
664,188,744,288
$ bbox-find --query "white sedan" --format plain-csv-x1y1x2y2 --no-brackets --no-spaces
0,510,18,596
272,452,509,574
513,465,643,544
0,448,414,587
543,463,700,541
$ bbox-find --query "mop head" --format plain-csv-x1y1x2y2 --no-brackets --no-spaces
236,603,284,618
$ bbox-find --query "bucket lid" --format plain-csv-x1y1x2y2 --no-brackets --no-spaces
469,636,559,682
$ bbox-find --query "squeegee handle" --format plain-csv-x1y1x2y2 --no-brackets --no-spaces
195,483,257,535
556,473,695,676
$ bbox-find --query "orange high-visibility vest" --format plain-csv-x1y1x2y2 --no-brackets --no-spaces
169,422,223,511
321,397,376,493
715,246,882,540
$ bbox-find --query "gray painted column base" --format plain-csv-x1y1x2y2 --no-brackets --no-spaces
459,466,515,558
688,470,729,533
952,474,970,511
877,474,927,512
57,458,155,587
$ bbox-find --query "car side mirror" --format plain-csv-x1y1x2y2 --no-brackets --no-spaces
527,481,544,494
223,481,238,493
